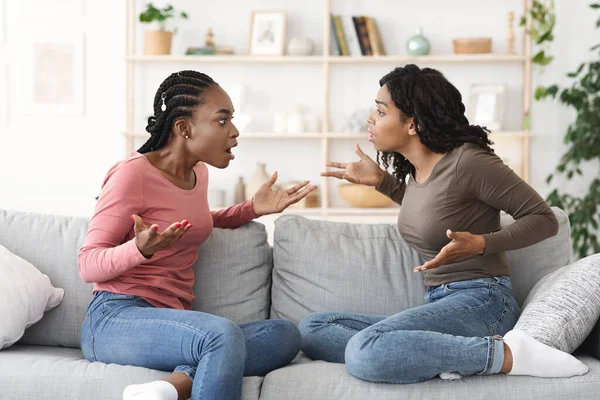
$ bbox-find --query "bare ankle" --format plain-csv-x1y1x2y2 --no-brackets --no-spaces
500,342,513,374
162,372,192,400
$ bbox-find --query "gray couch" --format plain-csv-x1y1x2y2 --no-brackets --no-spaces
0,207,599,399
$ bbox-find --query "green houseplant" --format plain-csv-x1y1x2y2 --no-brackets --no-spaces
525,2,600,258
139,3,188,55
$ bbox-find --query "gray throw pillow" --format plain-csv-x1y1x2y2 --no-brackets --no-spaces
514,253,600,353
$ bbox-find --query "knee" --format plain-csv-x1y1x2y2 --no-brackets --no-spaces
273,319,302,359
345,330,386,382
298,312,329,337
209,318,245,349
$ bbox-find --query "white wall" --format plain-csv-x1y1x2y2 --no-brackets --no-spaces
0,0,125,217
0,0,597,224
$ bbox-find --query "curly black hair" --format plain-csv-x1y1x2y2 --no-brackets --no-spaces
138,70,218,154
376,64,494,183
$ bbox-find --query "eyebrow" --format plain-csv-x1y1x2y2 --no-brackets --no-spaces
375,100,387,107
215,108,234,115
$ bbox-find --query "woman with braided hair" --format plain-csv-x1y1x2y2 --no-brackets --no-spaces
78,70,316,400
299,64,589,383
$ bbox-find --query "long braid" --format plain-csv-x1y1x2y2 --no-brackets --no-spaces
377,64,494,183
137,71,217,153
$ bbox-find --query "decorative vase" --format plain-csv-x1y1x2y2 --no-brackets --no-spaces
234,176,246,204
246,163,270,201
144,30,173,55
287,37,314,56
406,28,430,56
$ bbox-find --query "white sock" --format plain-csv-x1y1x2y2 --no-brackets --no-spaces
503,330,589,378
439,372,463,380
123,380,178,400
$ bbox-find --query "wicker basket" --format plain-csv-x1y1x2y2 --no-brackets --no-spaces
452,38,492,54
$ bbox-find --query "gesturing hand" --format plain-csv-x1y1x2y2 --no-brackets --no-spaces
252,171,318,216
414,229,486,272
132,215,193,258
321,143,385,187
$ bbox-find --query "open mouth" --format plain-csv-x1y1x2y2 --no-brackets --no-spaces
225,142,238,159
368,130,376,142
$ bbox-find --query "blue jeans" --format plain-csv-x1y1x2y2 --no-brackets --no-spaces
80,291,301,400
299,276,520,384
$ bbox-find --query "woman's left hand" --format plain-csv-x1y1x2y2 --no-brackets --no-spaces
414,230,486,272
252,171,318,216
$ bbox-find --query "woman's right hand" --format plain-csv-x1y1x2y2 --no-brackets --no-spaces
321,143,385,187
131,215,192,258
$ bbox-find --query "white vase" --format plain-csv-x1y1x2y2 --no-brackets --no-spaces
246,163,271,201
287,37,314,56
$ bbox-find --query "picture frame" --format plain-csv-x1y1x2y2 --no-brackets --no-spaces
467,83,506,131
248,10,287,56
23,32,85,115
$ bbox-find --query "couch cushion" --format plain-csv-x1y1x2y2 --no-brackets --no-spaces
0,209,272,348
0,245,65,349
0,210,93,349
271,217,426,324
0,345,262,400
191,222,273,323
259,353,600,400
271,208,571,324
501,207,572,306
514,253,600,353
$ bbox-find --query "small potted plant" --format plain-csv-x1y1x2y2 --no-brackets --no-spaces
139,3,188,55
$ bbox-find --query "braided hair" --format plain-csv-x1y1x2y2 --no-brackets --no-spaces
138,70,218,153
376,64,494,183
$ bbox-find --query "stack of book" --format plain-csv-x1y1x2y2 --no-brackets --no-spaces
331,15,386,56
185,46,235,56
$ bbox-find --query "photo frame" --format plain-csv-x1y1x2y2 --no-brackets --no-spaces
249,10,287,56
467,83,506,131
23,32,85,115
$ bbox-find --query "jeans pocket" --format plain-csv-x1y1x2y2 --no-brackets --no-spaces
444,278,492,293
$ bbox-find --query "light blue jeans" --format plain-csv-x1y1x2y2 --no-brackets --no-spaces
80,291,301,400
299,276,520,384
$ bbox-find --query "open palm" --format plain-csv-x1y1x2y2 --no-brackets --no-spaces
252,172,317,216
322,143,384,187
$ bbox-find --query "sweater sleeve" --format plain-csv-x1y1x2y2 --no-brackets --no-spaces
456,146,559,255
211,199,258,229
375,172,407,205
78,162,148,283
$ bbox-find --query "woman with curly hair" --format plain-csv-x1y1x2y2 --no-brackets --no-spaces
298,64,589,383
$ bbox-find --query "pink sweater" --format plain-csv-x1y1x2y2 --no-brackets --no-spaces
78,152,258,310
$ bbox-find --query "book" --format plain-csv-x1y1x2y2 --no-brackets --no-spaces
352,16,373,56
185,46,216,55
341,15,362,56
365,17,386,56
332,15,349,56
330,18,340,56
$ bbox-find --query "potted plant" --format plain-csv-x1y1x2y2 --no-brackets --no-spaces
139,3,188,55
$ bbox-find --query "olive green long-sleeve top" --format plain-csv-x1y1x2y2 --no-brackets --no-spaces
376,143,559,286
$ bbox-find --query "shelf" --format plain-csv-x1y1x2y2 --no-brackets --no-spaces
127,55,325,64
127,54,527,65
328,54,527,64
124,131,531,139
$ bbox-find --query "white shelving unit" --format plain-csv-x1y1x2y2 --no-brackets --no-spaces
124,0,533,218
